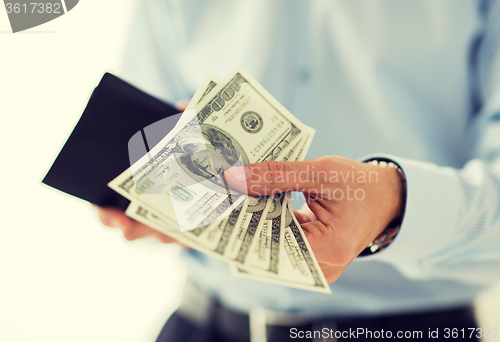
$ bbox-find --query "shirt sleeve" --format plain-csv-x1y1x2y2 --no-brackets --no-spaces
357,3,500,286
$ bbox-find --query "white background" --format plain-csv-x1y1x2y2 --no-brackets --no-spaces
0,1,186,341
0,1,499,341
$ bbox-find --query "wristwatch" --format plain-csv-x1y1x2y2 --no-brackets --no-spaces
359,158,407,256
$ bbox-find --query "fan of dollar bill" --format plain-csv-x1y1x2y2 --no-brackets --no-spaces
108,66,331,293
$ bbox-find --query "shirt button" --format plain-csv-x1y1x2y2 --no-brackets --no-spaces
298,67,311,82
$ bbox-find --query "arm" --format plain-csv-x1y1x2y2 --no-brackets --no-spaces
359,2,500,284
224,3,500,285
358,3,500,284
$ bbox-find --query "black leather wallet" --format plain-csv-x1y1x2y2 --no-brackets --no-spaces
42,73,180,210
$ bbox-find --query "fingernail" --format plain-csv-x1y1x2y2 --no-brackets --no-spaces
227,166,249,182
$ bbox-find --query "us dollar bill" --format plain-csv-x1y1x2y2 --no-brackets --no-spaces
239,194,284,274
126,72,308,260
230,129,327,289
125,203,195,245
109,66,307,232
127,132,318,288
195,71,314,264
231,194,330,293
118,68,325,292
121,71,223,230
224,195,269,264
125,202,248,264
204,137,311,266
129,72,308,252
239,133,310,268
187,73,311,260
186,73,221,111
280,197,330,291
205,133,314,266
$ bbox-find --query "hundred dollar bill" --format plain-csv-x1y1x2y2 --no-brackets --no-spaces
170,74,246,254
239,134,310,266
231,135,330,292
240,194,284,274
202,132,313,265
109,66,307,232
241,125,313,266
197,130,312,257
128,125,314,267
125,70,269,256
225,195,269,264
231,195,330,293
192,126,313,266
233,149,320,285
280,196,330,292
125,203,196,245
171,71,308,232
127,196,325,295
120,68,324,291
192,65,306,163
125,202,247,264
126,74,224,230
186,73,221,111
126,73,309,257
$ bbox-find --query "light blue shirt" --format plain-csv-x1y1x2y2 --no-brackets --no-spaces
120,0,500,318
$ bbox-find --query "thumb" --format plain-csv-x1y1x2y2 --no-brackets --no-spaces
223,160,315,196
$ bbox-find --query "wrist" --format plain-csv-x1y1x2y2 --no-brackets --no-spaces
363,159,407,254
386,166,406,224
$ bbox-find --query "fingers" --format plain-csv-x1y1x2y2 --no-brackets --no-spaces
175,99,190,111
303,219,356,267
120,219,164,242
301,220,326,237
293,203,317,224
93,205,176,244
306,199,337,228
293,210,314,224
318,263,345,283
119,218,177,243
223,160,319,196
296,202,317,223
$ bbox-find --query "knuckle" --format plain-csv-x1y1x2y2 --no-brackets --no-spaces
321,266,342,284
122,229,136,241
263,161,289,182
100,216,113,227
157,234,174,244
97,212,114,227
327,273,341,283
122,222,140,241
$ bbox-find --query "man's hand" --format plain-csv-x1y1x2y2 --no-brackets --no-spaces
93,100,191,244
93,206,177,244
223,156,405,283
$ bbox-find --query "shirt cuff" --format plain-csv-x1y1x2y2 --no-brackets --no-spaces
356,154,462,266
